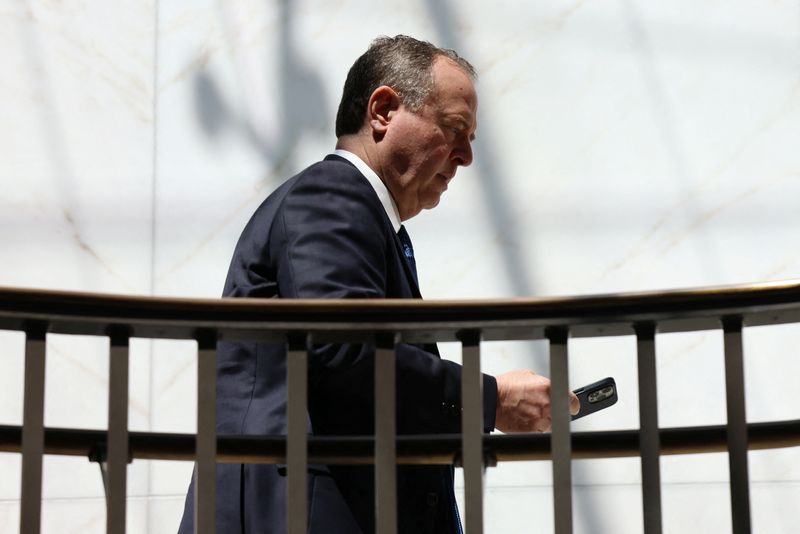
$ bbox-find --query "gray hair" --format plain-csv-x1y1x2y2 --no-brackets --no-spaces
335,35,475,137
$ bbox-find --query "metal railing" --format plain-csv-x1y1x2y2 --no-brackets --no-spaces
1,280,800,534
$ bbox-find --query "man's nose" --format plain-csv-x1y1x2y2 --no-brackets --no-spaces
453,139,473,167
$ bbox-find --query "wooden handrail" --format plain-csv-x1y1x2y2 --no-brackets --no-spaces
1,279,799,342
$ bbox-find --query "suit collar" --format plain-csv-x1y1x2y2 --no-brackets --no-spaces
329,150,402,233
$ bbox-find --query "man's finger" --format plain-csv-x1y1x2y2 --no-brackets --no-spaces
569,392,580,416
536,418,552,433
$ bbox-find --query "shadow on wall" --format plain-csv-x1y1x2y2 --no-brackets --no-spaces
192,0,329,184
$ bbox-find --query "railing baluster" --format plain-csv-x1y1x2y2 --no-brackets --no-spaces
460,330,484,534
287,334,308,534
547,327,572,534
195,331,217,534
107,329,130,534
722,316,751,534
375,333,397,534
635,322,662,534
20,323,47,534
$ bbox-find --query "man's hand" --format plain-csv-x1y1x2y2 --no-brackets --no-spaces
494,370,580,433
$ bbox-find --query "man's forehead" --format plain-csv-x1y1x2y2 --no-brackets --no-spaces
430,59,476,101
429,58,478,130
432,56,476,89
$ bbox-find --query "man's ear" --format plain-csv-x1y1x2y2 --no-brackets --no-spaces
367,85,401,135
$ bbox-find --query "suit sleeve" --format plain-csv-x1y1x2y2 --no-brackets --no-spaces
270,170,497,434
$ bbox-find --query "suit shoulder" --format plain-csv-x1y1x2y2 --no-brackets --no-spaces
292,158,379,197
278,158,387,223
244,158,380,222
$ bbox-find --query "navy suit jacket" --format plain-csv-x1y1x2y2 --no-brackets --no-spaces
178,155,498,533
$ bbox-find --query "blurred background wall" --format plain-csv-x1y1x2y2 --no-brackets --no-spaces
1,0,799,532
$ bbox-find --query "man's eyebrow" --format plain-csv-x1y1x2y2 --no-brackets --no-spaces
445,114,476,141
452,116,475,132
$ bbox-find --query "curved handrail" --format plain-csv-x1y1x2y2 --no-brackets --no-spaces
1,279,799,342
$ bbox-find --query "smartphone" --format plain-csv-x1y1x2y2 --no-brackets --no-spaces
571,377,618,421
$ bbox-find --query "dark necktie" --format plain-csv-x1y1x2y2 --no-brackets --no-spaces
398,226,460,533
397,225,418,285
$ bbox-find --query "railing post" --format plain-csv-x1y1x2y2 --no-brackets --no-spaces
459,330,484,534
286,333,308,534
722,316,751,534
546,326,572,534
106,326,131,534
194,330,217,534
634,322,662,534
375,332,398,534
20,321,47,534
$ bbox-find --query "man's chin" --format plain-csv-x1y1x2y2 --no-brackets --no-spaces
422,195,443,211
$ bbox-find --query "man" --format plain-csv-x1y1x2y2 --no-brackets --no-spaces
178,35,578,534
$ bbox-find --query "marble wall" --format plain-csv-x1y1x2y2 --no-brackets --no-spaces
1,0,799,532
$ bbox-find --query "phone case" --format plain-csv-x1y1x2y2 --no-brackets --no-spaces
571,377,618,421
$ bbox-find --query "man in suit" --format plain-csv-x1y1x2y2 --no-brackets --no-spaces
179,35,579,533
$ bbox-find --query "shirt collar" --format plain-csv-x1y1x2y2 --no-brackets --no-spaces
332,149,401,232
